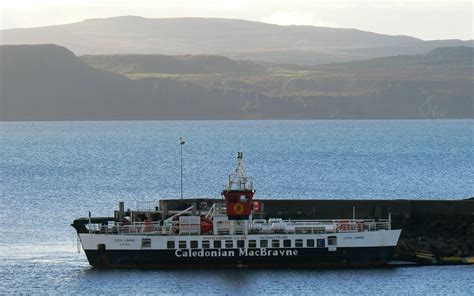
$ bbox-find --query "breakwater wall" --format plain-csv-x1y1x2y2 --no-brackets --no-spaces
161,198,474,261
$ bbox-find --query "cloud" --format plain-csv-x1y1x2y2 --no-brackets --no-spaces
260,12,338,27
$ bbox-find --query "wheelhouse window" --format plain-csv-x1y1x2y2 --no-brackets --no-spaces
272,240,280,248
202,240,210,249
283,239,291,248
141,238,151,248
179,240,187,249
306,239,315,247
190,240,198,249
225,240,234,248
328,236,337,246
260,240,268,248
213,240,222,249
295,239,303,247
167,241,175,249
248,240,257,248
237,240,245,248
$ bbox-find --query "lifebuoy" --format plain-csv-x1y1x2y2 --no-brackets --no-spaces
233,203,245,215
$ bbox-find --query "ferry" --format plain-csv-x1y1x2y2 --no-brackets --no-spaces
72,152,402,268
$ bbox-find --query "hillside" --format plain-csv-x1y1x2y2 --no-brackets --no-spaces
2,16,472,65
80,54,268,74
314,46,474,82
80,47,474,119
1,44,472,120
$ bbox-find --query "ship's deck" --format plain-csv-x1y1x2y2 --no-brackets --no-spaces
86,217,391,236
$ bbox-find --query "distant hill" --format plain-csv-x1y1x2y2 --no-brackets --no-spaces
322,46,474,68
2,16,472,65
1,44,472,120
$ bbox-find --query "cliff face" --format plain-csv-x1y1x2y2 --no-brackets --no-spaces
0,45,264,120
1,44,473,120
0,44,132,120
81,47,474,120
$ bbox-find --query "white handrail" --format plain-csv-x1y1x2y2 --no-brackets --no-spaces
205,203,216,219
87,217,391,236
164,206,193,222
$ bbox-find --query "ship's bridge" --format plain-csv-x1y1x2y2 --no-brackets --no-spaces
223,151,254,220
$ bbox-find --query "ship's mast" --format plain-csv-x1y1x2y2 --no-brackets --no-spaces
180,137,185,199
223,151,255,220
226,151,252,191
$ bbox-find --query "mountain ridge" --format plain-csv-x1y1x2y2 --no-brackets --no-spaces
3,16,470,65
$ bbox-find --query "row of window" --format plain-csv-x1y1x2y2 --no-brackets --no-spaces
165,237,337,249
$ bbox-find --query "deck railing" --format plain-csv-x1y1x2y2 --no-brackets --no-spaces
134,201,160,211
86,218,391,235
88,221,177,235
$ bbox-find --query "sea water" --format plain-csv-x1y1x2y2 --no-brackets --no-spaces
1,120,473,294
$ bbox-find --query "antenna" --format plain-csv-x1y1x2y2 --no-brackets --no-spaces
225,150,252,191
180,137,185,199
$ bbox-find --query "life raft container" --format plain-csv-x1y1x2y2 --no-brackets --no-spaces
200,217,213,234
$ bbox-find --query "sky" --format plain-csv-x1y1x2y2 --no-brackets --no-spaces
1,0,472,40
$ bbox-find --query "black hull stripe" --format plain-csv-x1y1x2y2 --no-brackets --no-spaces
88,262,390,269
84,247,396,269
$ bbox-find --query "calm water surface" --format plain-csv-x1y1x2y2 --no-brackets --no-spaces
1,120,473,294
